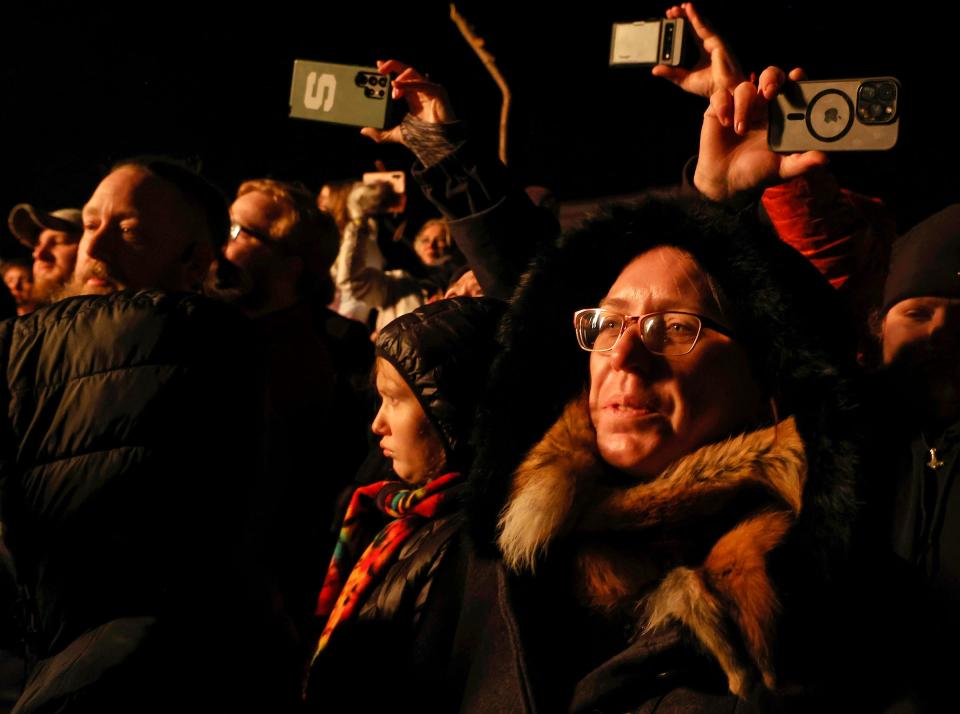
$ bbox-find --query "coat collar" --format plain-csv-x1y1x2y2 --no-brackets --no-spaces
496,393,807,697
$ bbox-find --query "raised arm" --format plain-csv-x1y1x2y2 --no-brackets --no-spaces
336,182,417,309
360,60,556,300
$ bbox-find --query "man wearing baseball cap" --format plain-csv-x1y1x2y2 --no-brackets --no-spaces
7,203,82,305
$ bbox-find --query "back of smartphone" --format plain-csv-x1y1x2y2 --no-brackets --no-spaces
768,77,900,152
609,18,692,67
289,60,390,129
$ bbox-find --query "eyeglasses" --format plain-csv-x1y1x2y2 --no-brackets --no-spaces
229,222,278,247
573,308,730,356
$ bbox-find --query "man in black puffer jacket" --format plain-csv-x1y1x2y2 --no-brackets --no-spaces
0,292,292,713
0,160,298,712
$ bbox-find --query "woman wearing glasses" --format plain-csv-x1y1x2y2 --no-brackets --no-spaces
440,193,906,712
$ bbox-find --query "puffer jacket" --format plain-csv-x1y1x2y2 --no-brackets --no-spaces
0,290,294,713
305,297,504,711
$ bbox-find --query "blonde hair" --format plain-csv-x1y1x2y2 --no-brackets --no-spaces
235,178,340,298
415,218,452,246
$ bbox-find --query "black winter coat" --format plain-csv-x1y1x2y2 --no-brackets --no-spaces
305,298,505,711
0,291,295,713
430,195,913,712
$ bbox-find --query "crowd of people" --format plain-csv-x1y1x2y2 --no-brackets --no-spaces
0,4,957,712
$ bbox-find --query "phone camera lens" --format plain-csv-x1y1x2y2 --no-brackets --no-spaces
856,82,897,124
355,73,368,87
378,77,388,87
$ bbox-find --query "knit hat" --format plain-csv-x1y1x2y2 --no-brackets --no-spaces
882,204,960,312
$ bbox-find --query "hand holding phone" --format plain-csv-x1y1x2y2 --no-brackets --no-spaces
359,60,455,147
649,3,745,98
694,67,829,203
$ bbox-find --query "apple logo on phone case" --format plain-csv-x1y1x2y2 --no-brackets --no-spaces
806,90,854,142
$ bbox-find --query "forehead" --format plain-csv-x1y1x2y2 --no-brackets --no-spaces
38,228,79,244
889,296,960,312
3,265,28,277
84,166,188,222
602,246,720,315
418,223,446,239
375,358,408,390
87,166,150,206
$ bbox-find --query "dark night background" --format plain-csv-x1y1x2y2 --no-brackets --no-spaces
0,0,953,257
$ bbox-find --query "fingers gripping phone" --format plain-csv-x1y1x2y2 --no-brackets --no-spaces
289,60,392,129
768,77,900,152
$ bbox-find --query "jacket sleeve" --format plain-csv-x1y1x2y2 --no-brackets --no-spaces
761,172,897,327
336,217,402,309
761,172,889,289
682,156,896,313
412,142,558,301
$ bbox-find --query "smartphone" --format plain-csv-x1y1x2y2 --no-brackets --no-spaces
609,18,692,67
289,60,391,129
768,77,900,152
362,171,406,213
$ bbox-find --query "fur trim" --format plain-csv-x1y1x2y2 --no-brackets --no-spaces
496,394,809,697
645,510,793,695
468,194,859,571
581,418,805,531
497,393,599,573
498,404,806,572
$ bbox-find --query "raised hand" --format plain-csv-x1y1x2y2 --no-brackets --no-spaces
651,3,745,97
694,66,828,203
360,60,456,145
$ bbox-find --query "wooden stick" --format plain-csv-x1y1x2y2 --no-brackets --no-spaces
450,3,512,165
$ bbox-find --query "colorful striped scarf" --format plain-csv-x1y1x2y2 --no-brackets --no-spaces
309,472,463,666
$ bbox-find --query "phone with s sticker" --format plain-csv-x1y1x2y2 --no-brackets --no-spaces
289,60,392,129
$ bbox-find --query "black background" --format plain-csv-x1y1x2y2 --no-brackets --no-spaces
1,0,951,255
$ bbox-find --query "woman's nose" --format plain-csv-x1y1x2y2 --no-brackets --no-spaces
609,323,654,373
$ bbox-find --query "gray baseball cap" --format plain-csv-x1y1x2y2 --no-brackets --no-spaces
8,204,83,249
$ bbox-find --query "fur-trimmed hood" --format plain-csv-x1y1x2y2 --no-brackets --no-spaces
469,192,859,561
464,192,863,698
498,393,807,696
